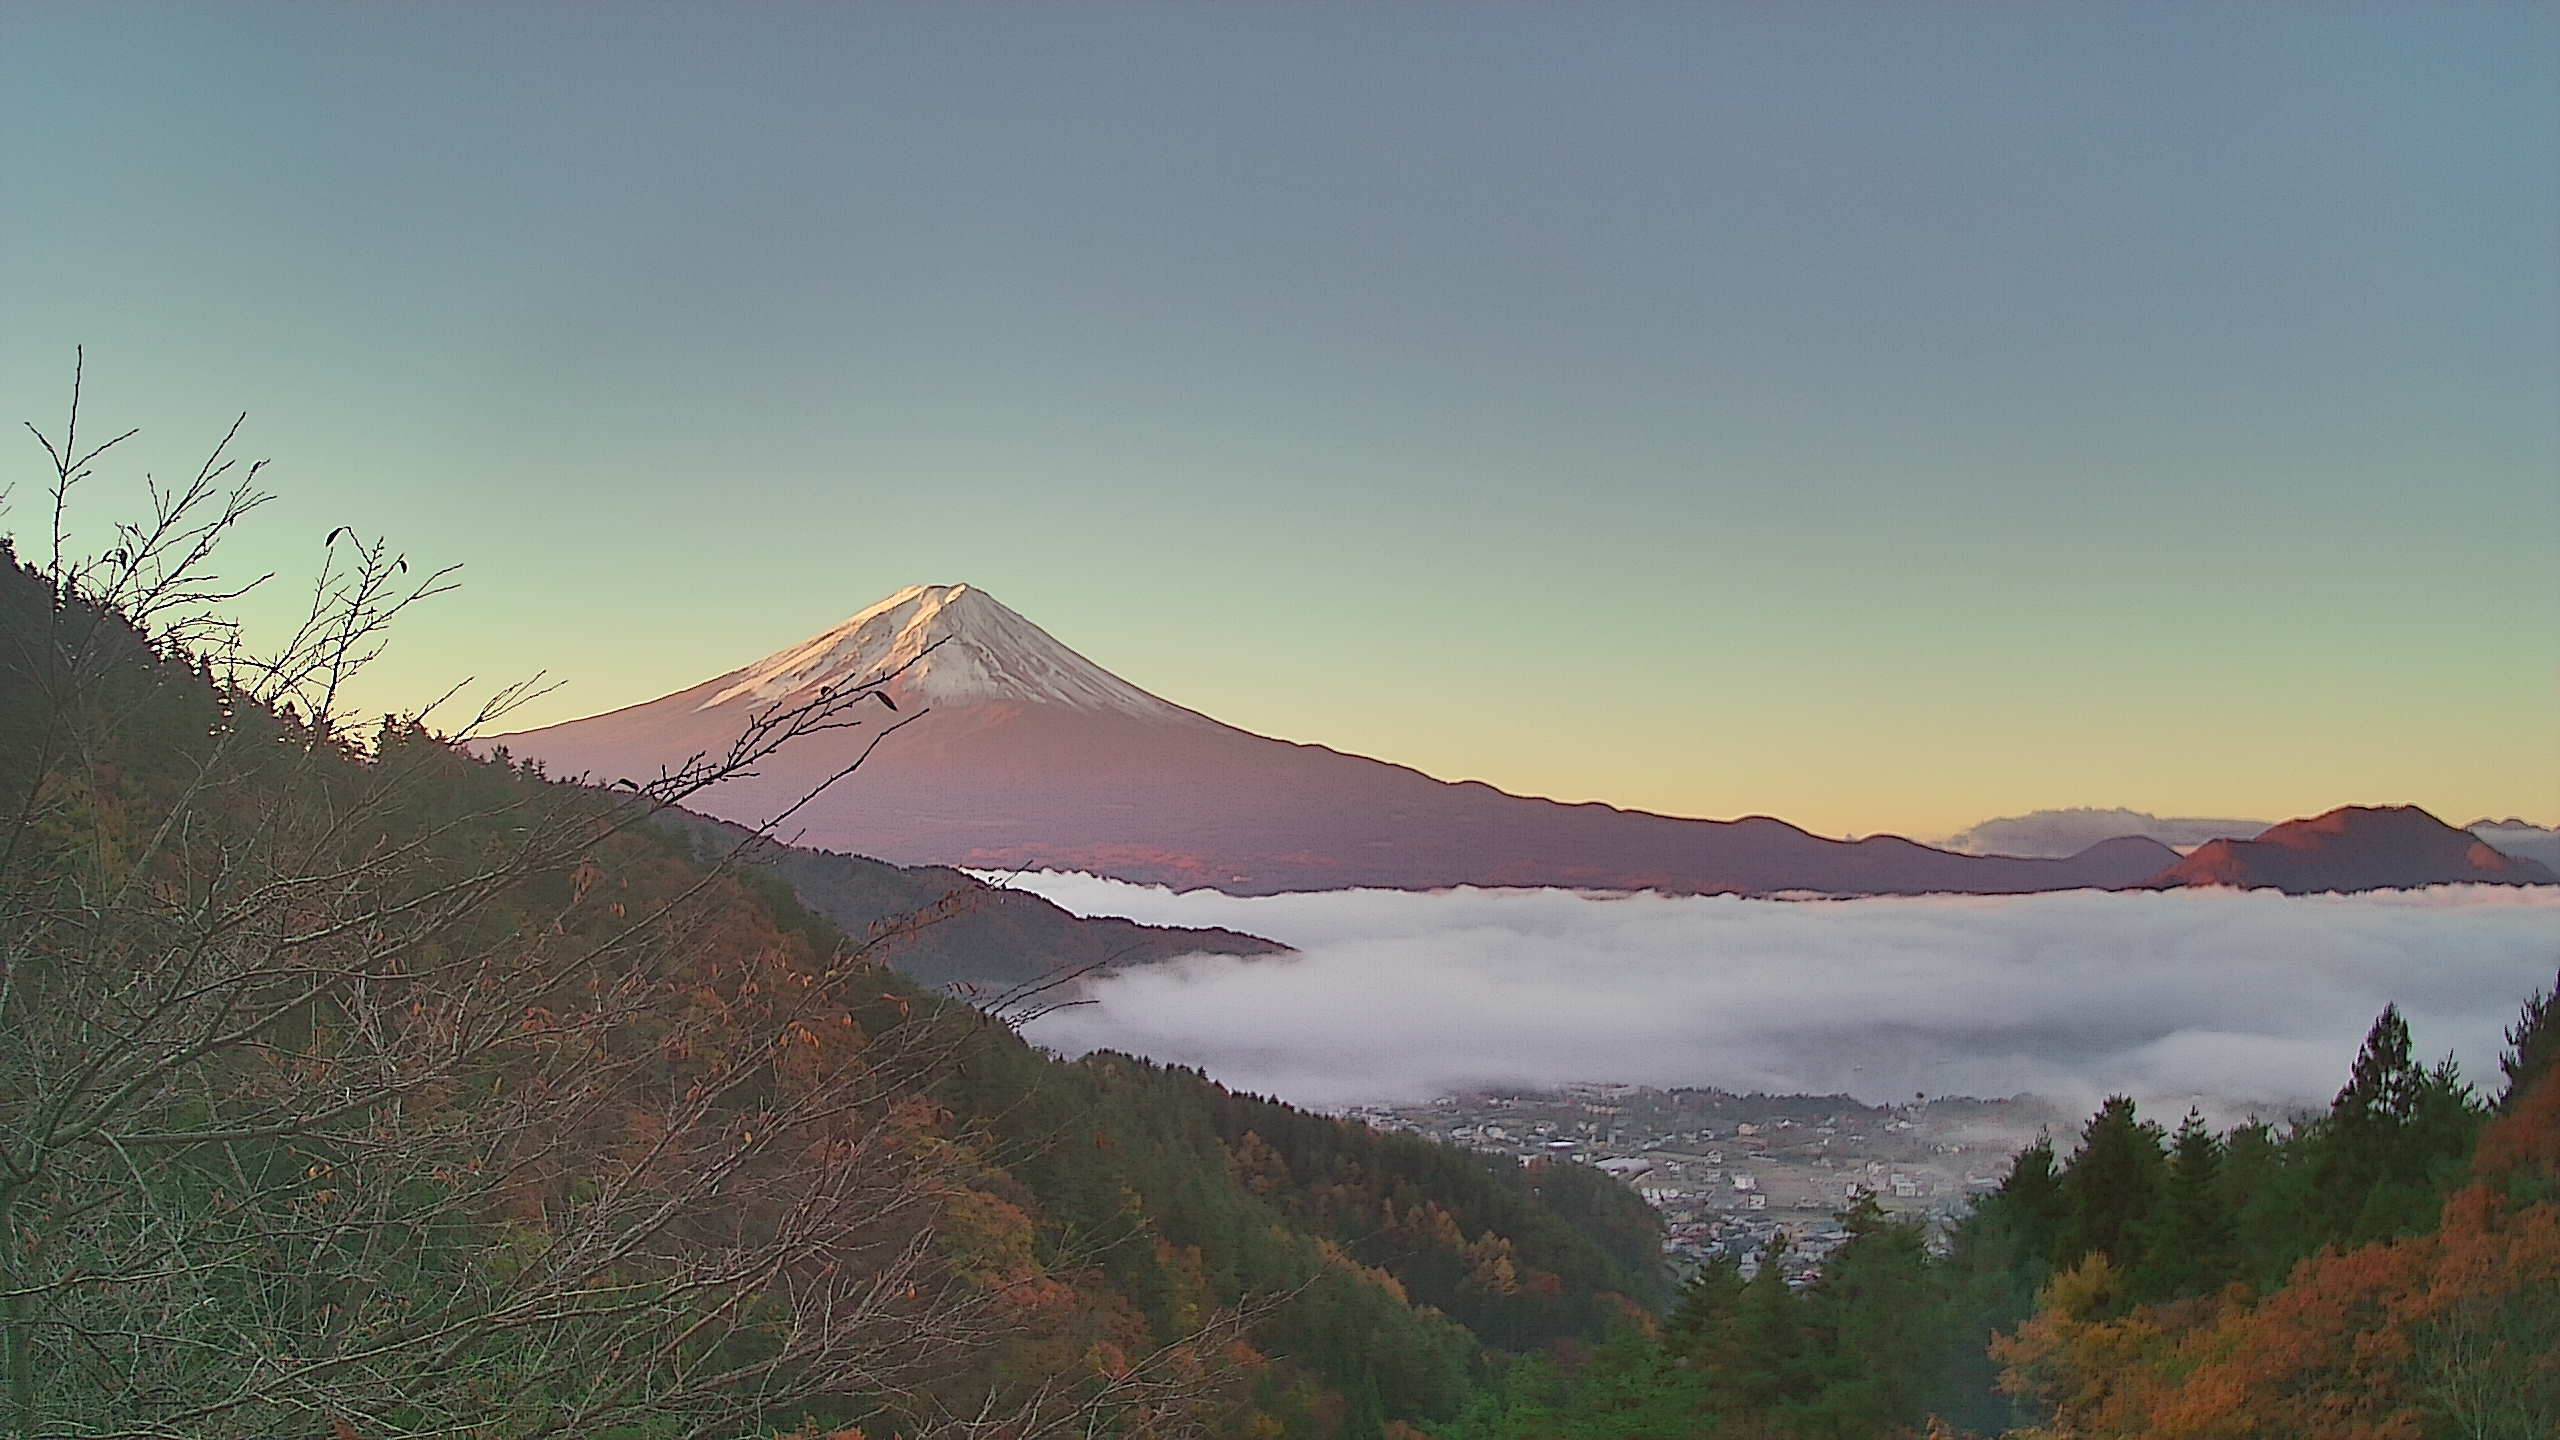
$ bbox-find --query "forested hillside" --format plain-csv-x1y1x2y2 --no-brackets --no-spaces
0,465,1654,1439
1435,985,2559,1440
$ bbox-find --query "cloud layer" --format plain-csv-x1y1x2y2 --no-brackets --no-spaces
999,875,2560,1120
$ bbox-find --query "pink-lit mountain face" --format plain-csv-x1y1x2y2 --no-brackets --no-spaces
487,585,2178,896
2145,805,2560,893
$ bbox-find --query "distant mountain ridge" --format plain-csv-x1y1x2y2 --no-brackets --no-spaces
1944,806,2560,870
2146,805,2559,893
2465,818,2560,874
490,586,2531,899
655,807,1285,995
1942,808,2270,858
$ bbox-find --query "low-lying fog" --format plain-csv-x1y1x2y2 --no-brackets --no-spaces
993,876,2560,1121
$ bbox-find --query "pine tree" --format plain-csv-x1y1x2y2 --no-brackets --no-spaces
2313,1004,2417,1241
2337,1005,2422,1131
2314,1004,2484,1245
1933,1203,2046,1436
1664,1254,1746,1365
1733,1231,1806,1417
1991,1134,2067,1265
2056,1097,2165,1270
2133,1109,2237,1301
2500,971,2560,1111
1805,1195,1944,1436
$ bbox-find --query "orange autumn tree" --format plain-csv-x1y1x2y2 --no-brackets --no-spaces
1993,993,2560,1440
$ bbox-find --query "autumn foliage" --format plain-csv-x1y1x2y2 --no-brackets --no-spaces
1995,1056,2560,1440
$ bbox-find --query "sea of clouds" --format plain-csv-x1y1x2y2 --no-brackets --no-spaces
993,875,2560,1121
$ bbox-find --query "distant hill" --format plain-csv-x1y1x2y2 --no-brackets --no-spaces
2468,818,2560,874
656,808,1286,996
1944,806,2560,877
2146,805,2559,893
490,584,2181,898
1942,807,2270,858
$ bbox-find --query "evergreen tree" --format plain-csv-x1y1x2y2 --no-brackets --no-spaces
1933,1202,2045,1436
1733,1231,1807,1417
2220,1119,2320,1287
2314,1004,2485,1246
2392,1056,2487,1226
2500,971,2560,1111
2337,1005,2422,1130
1436,1334,1718,1440
1802,1195,1943,1439
1991,1134,2067,1265
2056,1097,2165,1270
2312,1004,2415,1244
1567,1328,1721,1439
1663,1254,1746,1364
2133,1109,2238,1301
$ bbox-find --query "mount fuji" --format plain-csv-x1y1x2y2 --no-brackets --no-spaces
487,584,2179,896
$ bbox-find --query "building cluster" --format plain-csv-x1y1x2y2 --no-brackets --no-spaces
1349,1083,2064,1285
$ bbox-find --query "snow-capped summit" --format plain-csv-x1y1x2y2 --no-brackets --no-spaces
698,584,1184,720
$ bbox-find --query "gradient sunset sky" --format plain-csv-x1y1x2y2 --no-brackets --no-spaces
5,4,2554,838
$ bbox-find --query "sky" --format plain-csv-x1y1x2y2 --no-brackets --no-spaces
5,4,2554,838
1006,872,2560,1118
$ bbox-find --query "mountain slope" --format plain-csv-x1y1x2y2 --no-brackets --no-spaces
491,585,2177,897
656,807,1286,995
2146,805,2559,893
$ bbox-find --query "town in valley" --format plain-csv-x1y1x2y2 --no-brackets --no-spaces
1353,1085,2072,1284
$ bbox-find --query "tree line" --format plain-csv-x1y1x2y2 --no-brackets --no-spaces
1430,982,2557,1439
